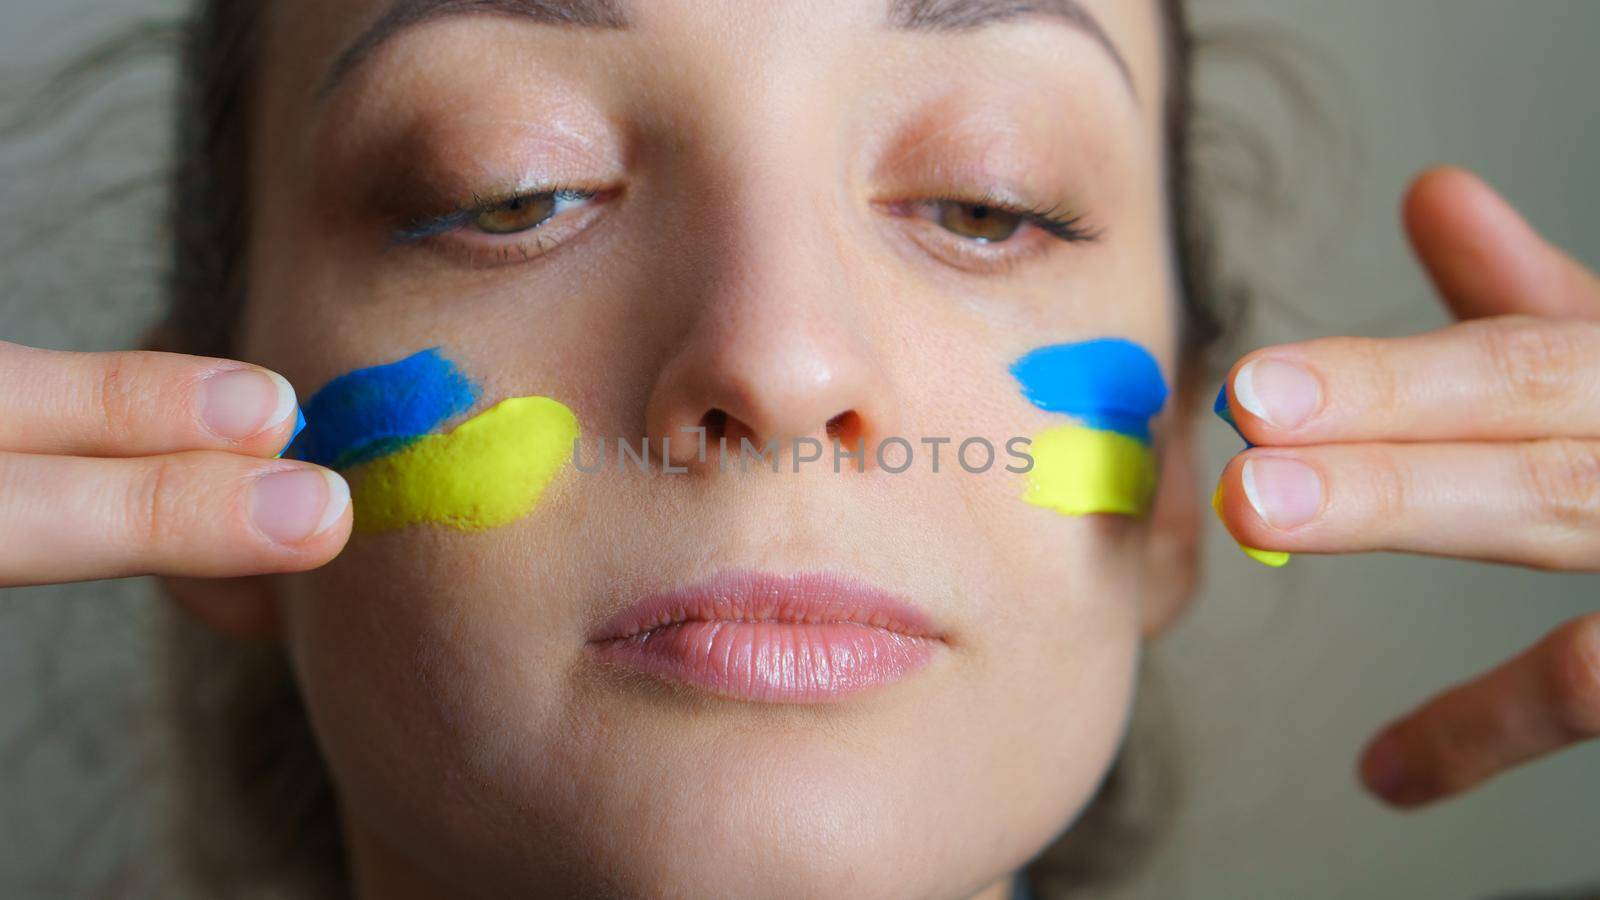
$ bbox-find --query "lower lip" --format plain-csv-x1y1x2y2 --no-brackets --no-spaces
587,620,939,703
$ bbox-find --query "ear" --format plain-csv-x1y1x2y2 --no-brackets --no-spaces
142,321,285,642
161,574,285,640
1139,379,1204,639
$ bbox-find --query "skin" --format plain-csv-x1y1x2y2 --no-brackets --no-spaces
237,3,1179,896
0,3,1593,898
1214,166,1600,808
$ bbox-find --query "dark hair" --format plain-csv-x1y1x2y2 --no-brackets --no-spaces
161,1,1240,896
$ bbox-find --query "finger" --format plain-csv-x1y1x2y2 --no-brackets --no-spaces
1404,166,1600,321
1219,316,1600,446
0,341,305,458
0,450,350,586
1213,439,1600,571
1357,613,1600,807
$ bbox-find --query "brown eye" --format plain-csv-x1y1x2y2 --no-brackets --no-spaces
471,194,559,235
935,202,1024,243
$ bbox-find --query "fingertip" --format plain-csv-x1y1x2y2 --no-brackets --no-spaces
1357,729,1405,794
1403,165,1500,233
1401,165,1580,321
1404,166,1485,261
1358,729,1431,809
1212,378,1252,446
264,368,298,431
1212,457,1250,533
247,465,351,559
1239,542,1291,569
316,467,352,539
276,407,308,459
294,468,354,568
198,364,305,457
261,369,304,457
270,468,353,573
1214,356,1270,450
1216,350,1328,444
1212,463,1293,568
1404,163,1477,208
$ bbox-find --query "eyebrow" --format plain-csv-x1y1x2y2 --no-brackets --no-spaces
320,0,1134,102
887,0,1135,97
319,0,630,99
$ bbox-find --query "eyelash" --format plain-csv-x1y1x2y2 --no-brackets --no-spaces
881,191,1101,275
919,192,1100,243
392,184,1099,273
393,183,612,267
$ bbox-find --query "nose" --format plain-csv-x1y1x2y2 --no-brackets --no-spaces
643,208,901,471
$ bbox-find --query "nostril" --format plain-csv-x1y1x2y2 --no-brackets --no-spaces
698,408,756,450
693,409,863,458
826,410,862,445
699,409,728,442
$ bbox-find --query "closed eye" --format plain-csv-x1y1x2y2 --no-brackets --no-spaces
397,186,603,242
393,184,615,267
910,196,1098,244
880,192,1101,275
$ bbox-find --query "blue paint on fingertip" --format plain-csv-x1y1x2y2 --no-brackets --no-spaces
276,407,307,460
1214,382,1286,566
1213,383,1254,449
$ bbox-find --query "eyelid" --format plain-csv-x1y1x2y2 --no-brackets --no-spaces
391,183,620,269
393,183,607,244
876,191,1101,276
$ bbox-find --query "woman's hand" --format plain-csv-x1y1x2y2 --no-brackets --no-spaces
0,342,350,588
1213,166,1600,808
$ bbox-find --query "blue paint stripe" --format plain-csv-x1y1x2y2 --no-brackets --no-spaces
285,348,479,469
1011,339,1169,444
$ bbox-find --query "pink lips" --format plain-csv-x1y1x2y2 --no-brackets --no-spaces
585,570,945,703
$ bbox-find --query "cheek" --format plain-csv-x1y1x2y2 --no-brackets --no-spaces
279,527,597,881
280,347,585,533
1010,338,1171,518
924,333,1158,816
259,308,1160,885
280,523,1139,894
891,371,1148,841
941,511,1146,868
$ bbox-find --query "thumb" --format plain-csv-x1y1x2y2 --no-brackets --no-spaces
1402,165,1599,321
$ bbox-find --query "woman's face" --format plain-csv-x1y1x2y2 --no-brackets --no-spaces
233,0,1187,895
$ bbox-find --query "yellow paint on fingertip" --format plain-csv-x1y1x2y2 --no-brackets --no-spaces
352,396,578,533
1210,484,1290,568
1024,425,1158,517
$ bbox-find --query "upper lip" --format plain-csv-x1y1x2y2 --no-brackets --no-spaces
586,568,946,644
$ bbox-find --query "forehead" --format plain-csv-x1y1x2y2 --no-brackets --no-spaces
258,0,1170,133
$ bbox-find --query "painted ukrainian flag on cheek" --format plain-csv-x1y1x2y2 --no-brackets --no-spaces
286,348,578,534
1011,339,1169,517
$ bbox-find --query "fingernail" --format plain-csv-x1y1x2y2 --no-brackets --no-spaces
249,468,350,545
1234,358,1321,430
200,368,298,442
1361,733,1413,802
1242,456,1323,529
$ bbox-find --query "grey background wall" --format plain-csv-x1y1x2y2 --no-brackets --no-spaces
1,1,1597,897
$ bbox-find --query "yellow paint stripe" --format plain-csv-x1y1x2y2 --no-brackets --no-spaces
1024,425,1158,517
353,396,578,533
